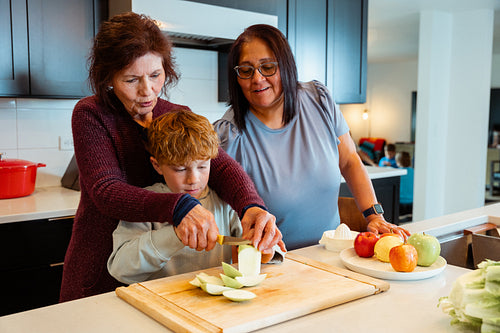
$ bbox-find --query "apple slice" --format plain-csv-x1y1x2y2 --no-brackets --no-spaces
220,274,244,289
222,289,256,302
238,245,261,277
197,274,224,286
201,283,234,295
189,277,202,287
235,274,267,287
222,262,243,278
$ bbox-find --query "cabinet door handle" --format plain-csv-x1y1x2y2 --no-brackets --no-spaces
50,262,64,267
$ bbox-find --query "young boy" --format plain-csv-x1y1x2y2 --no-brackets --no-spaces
107,110,267,284
378,143,398,168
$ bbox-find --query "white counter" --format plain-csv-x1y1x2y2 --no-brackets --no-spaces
3,202,499,332
0,186,80,224
0,244,469,333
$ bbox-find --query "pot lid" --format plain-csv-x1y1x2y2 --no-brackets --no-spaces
0,153,44,170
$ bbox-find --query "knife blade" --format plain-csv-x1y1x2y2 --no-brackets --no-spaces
216,235,251,246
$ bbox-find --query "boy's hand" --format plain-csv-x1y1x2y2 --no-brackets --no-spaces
241,207,286,253
175,204,219,251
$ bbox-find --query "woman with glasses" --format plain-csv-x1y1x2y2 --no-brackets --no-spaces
214,24,409,250
60,14,284,302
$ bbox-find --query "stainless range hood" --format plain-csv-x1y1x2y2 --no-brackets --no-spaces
109,0,277,51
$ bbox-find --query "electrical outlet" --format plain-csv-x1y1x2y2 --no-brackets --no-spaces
59,136,74,151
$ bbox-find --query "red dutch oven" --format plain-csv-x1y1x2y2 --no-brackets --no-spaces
0,154,46,199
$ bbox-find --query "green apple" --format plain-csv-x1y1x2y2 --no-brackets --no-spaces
407,233,441,266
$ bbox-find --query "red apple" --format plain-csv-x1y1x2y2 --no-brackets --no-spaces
354,232,380,257
389,243,418,272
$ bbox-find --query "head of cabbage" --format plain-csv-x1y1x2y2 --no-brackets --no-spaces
438,259,500,332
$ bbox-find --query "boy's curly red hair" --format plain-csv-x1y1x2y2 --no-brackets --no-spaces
147,110,219,166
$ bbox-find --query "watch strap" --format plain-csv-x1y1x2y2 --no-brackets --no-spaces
362,203,384,218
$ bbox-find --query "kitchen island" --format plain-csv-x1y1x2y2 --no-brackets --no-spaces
3,202,500,331
0,243,470,332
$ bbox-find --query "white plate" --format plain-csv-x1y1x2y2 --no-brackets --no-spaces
339,247,447,281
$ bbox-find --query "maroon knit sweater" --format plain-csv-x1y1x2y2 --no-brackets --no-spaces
59,95,264,302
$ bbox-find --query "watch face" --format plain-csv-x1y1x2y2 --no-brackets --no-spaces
374,204,384,214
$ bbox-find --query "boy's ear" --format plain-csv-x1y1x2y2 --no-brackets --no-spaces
150,156,163,175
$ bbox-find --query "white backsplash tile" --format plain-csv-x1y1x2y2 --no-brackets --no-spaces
17,108,72,149
18,149,74,188
0,98,16,109
174,47,218,80
0,108,18,149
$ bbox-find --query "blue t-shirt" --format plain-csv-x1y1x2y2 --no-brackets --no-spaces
399,167,414,204
214,81,349,250
379,156,398,168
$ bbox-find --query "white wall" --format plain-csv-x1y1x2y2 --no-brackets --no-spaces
340,60,418,145
0,46,227,188
342,53,500,147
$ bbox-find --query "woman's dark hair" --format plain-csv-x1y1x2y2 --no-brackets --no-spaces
88,12,179,109
227,24,298,130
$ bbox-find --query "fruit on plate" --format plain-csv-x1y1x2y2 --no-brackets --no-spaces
389,243,418,272
354,232,380,257
374,235,404,262
407,233,441,266
380,232,404,241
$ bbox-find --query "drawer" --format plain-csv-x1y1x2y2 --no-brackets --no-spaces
0,217,73,272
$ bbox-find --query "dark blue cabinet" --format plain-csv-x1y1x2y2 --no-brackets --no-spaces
0,0,106,98
288,0,367,104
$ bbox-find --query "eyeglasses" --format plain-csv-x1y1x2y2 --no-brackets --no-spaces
233,62,278,79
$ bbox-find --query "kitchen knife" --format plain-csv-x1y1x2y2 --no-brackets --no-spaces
216,235,251,246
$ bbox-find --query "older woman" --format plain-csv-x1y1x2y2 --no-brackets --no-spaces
60,14,283,302
214,24,409,250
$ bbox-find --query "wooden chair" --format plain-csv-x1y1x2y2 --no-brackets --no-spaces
338,197,368,232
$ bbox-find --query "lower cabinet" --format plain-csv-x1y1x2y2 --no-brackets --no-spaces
0,217,73,316
340,176,401,225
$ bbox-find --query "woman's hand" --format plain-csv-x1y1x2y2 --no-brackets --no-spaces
241,207,286,253
174,204,219,251
366,215,411,240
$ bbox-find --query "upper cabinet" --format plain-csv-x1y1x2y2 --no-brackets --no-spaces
0,0,106,98
192,0,367,104
288,0,367,104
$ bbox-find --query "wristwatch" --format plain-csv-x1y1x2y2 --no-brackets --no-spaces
362,203,384,218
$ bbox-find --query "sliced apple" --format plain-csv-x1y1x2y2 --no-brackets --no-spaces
238,245,261,277
235,274,267,287
220,274,244,289
189,277,202,287
197,274,224,286
222,262,243,278
201,283,234,295
222,289,256,302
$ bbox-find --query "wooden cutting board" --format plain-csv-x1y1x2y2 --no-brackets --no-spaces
116,253,389,333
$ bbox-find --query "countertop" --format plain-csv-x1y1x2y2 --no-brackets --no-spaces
0,186,80,224
0,244,470,333
0,166,405,225
2,202,499,332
